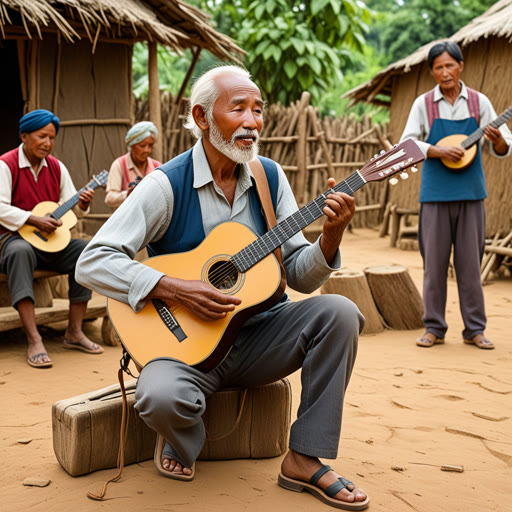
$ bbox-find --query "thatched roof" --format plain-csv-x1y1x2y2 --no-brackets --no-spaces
0,0,244,60
344,0,512,106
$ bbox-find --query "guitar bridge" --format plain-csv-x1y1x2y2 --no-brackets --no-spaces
152,299,187,342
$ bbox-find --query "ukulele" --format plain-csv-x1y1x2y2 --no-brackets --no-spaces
107,139,425,372
18,170,109,252
437,106,512,171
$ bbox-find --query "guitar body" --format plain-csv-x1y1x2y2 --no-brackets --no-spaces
437,134,478,171
107,222,283,371
18,201,77,252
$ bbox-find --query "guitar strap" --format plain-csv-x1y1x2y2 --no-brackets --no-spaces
249,159,287,295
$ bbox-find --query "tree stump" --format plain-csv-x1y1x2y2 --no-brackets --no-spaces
364,264,423,330
321,269,384,335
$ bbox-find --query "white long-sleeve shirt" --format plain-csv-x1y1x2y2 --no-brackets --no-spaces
400,82,512,158
0,143,88,231
77,141,341,313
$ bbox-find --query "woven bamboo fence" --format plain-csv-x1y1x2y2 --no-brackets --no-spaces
135,91,390,229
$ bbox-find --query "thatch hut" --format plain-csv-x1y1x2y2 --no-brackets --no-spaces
0,0,243,231
344,0,512,236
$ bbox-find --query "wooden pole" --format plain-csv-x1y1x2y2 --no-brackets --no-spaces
148,42,162,162
295,91,311,205
175,46,201,105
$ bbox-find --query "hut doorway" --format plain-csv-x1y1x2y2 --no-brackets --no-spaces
0,40,24,154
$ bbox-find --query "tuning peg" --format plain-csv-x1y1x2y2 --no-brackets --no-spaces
400,172,409,180
380,150,385,155
389,177,399,185
411,166,418,173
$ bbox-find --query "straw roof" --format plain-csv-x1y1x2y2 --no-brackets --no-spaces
0,0,244,60
344,0,512,106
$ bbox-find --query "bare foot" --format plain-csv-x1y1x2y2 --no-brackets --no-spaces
27,337,52,365
162,457,193,477
281,450,367,505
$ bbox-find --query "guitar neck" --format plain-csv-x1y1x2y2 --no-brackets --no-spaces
232,171,366,272
461,106,512,149
51,179,102,220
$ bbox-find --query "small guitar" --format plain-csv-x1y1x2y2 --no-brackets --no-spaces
107,139,425,372
18,170,109,252
437,105,512,170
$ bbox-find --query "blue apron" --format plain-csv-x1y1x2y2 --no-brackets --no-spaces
420,117,487,203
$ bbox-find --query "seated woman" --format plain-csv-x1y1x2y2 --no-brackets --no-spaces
105,121,161,208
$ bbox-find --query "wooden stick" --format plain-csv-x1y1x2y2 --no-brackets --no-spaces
148,41,163,162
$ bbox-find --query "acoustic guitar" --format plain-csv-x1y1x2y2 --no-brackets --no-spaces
107,139,425,372
18,170,109,252
437,105,512,170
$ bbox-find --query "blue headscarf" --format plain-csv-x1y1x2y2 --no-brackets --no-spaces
19,109,60,136
125,121,158,148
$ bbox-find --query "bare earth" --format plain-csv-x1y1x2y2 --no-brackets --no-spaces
1,228,511,512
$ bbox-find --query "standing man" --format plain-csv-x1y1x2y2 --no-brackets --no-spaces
0,109,104,368
77,66,369,510
400,41,512,349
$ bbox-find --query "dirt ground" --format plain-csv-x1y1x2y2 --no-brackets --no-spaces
1,228,511,512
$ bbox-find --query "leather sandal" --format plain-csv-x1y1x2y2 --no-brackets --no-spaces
154,434,195,481
463,335,495,350
416,333,445,347
278,464,369,510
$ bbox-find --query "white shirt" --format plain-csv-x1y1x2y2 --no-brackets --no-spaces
76,141,341,313
0,144,87,231
400,82,512,158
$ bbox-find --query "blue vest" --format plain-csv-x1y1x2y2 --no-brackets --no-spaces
147,149,280,257
420,117,487,202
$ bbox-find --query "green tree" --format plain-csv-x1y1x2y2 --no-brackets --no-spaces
193,0,371,105
367,0,496,64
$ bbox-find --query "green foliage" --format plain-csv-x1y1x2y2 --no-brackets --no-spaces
132,43,192,98
191,0,371,105
366,0,497,64
318,45,389,124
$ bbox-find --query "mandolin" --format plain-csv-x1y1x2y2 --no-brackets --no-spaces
437,105,512,170
18,170,109,252
107,140,425,372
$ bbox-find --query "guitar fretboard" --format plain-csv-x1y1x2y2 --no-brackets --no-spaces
50,175,105,220
231,171,366,272
461,106,512,149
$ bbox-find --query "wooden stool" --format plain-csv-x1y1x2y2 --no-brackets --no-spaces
52,378,291,476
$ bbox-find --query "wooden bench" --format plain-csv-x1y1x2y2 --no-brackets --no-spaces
0,270,116,345
389,206,419,248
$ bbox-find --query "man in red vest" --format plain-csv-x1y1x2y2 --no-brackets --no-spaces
0,109,104,368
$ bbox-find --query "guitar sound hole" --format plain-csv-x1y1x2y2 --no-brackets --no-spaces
207,260,239,291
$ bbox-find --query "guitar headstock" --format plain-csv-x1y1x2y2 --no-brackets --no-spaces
89,170,109,188
360,139,425,184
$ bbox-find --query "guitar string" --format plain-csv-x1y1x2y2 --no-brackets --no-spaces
152,150,412,312
201,172,367,286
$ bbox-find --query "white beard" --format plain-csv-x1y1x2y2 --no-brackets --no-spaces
208,116,260,164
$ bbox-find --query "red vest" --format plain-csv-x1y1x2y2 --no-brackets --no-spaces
0,147,61,234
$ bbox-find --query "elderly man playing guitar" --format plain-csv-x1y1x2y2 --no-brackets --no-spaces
0,109,104,368
400,41,512,350
76,66,369,510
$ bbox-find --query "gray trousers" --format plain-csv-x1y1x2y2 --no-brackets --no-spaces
135,294,364,468
418,200,486,340
0,235,92,306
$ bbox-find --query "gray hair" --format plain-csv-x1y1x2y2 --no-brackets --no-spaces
184,65,253,139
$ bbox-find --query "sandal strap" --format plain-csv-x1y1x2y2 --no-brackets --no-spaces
309,464,332,485
325,479,345,498
339,476,354,488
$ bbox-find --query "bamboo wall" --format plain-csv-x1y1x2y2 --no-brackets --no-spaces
135,91,390,229
388,36,512,237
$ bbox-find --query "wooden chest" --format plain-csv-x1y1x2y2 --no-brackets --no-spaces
52,378,291,476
